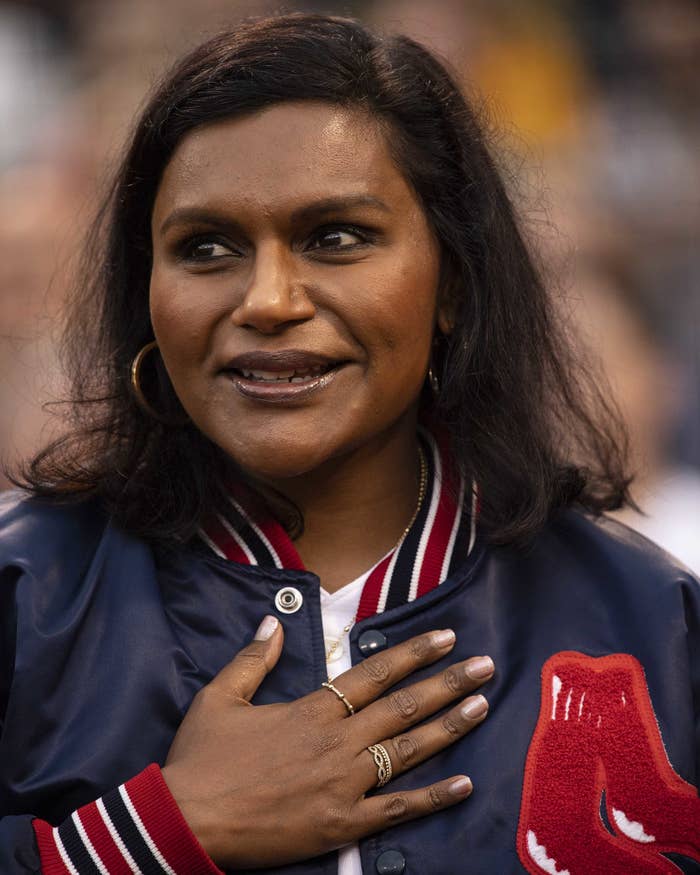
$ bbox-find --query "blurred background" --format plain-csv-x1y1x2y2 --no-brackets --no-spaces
1,0,698,569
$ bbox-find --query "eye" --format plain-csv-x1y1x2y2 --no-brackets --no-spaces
306,225,369,251
180,236,237,261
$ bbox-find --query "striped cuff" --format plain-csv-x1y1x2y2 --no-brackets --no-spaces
33,764,224,874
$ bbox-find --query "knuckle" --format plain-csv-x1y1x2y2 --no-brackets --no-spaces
295,697,325,722
388,688,419,721
311,726,349,757
409,635,432,661
234,649,266,671
384,795,409,821
427,785,443,811
193,682,221,709
391,734,419,767
441,712,463,737
443,666,465,694
360,656,391,686
320,806,349,844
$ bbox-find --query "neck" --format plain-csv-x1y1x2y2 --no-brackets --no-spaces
258,420,422,593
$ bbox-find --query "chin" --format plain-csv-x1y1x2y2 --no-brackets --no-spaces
222,437,336,482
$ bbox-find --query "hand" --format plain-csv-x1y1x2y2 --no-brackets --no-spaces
162,615,494,869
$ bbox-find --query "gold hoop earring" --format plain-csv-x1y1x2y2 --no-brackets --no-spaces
130,341,187,424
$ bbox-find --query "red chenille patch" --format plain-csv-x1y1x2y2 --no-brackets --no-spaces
517,651,700,875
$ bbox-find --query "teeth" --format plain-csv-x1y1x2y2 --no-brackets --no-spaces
239,365,331,382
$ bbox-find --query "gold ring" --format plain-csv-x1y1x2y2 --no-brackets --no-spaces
321,680,355,716
367,743,393,788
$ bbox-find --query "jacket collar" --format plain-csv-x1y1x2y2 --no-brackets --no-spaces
199,425,477,622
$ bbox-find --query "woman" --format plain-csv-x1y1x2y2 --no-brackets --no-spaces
1,13,698,875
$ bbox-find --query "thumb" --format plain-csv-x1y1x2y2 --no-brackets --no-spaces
214,615,284,703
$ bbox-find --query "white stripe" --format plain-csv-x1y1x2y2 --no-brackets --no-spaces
71,811,110,875
52,826,80,875
119,783,178,875
220,509,257,564
197,527,226,559
468,481,478,555
229,498,283,568
376,540,401,614
408,432,442,601
96,797,139,873
439,473,465,582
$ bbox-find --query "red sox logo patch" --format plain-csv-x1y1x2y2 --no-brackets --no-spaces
517,652,700,874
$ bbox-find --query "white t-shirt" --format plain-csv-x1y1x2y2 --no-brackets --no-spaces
320,572,369,875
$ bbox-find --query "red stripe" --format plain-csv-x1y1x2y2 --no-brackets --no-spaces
125,764,224,874
255,515,305,570
77,801,132,875
202,514,251,564
356,552,392,621
416,434,459,597
32,819,72,875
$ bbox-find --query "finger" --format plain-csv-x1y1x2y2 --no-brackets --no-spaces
208,614,284,702
312,629,457,718
358,693,488,788
353,655,494,745
350,775,473,840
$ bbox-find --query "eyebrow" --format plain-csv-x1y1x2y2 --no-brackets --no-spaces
158,195,391,236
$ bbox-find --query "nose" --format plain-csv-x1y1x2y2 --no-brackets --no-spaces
230,241,315,334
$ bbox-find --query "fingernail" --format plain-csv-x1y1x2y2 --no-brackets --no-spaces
466,656,494,679
461,694,488,719
449,776,472,796
432,629,456,648
255,615,279,641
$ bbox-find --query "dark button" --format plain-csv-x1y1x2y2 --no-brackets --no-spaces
376,850,406,874
358,629,388,656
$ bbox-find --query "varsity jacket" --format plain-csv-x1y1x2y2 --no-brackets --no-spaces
1,450,699,873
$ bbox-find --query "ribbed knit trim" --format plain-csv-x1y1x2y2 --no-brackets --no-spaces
200,424,477,622
33,764,223,875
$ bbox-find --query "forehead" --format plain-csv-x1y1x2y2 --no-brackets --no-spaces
153,102,412,217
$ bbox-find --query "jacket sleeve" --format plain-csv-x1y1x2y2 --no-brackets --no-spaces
0,494,223,874
1,766,223,874
30,764,223,875
682,572,700,786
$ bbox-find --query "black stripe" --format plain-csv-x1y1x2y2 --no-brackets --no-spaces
447,508,471,576
102,786,166,875
228,499,277,567
385,436,436,611
58,815,103,875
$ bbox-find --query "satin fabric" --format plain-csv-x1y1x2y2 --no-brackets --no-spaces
0,491,698,874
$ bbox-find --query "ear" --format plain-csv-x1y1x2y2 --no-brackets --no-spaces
437,282,457,335
437,305,454,336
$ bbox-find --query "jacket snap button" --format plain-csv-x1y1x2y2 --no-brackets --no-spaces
358,629,388,656
274,586,303,614
375,849,406,873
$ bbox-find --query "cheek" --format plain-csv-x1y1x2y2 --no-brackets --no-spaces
363,253,439,367
149,274,223,373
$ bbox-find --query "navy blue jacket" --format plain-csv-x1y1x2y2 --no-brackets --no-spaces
1,491,699,874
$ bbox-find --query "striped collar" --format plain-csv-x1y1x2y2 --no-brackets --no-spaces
200,426,477,622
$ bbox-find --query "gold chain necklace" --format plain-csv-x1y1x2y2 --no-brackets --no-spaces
324,446,428,664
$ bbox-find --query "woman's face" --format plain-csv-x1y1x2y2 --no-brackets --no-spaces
150,101,448,480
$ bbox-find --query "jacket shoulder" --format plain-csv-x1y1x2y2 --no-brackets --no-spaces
0,490,111,574
545,507,699,589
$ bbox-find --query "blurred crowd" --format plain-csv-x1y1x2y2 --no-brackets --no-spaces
1,0,698,569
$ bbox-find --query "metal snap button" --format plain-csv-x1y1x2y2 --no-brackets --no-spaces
376,849,406,874
358,629,388,656
274,586,303,614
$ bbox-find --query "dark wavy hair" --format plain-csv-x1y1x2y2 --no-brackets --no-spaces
16,12,632,545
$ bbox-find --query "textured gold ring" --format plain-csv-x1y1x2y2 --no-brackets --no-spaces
367,742,393,787
321,681,355,716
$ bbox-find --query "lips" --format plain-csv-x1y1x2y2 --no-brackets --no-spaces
223,349,348,402
237,364,331,383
